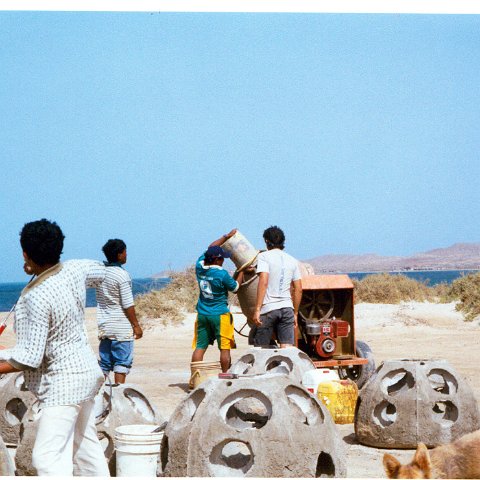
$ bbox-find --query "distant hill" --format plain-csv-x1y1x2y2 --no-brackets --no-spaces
151,270,172,279
306,242,480,273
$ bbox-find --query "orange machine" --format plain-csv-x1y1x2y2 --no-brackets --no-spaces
296,274,375,388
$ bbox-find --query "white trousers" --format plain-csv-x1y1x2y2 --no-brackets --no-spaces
32,399,110,477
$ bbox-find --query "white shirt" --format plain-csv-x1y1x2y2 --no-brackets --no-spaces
2,260,106,407
256,249,301,314
96,265,135,341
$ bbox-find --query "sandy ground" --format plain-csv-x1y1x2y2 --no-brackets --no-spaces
1,301,479,478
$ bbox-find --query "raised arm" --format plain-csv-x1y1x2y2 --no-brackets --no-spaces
209,228,237,247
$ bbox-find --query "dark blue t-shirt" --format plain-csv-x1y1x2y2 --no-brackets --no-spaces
195,255,238,315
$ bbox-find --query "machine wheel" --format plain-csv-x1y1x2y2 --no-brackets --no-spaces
338,340,375,389
299,290,335,322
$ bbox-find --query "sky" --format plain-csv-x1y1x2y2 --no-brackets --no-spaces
1,5,479,282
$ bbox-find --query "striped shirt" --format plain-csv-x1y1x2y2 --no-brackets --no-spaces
0,260,106,407
95,266,135,341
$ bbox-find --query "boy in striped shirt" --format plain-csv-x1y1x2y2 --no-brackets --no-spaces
96,239,143,384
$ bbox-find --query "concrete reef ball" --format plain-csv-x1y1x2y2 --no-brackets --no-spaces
0,433,15,476
162,373,347,477
355,358,480,448
229,346,316,384
0,372,38,445
14,382,164,476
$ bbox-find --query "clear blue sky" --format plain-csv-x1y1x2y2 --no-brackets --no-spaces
1,11,479,282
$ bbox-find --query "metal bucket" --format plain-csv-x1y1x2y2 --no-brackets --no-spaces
221,231,259,270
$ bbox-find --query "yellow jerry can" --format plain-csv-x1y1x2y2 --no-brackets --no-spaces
317,379,358,424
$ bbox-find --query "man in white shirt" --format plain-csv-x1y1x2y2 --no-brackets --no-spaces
252,226,303,347
0,219,109,476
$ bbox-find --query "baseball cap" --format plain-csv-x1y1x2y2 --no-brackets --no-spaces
204,246,231,262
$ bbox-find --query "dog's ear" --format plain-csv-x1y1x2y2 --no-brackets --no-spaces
412,443,432,478
383,453,401,478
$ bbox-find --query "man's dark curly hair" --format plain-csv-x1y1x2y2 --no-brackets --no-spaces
102,239,126,263
20,219,65,266
263,225,285,250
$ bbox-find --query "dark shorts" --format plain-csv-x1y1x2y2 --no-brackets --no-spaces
253,307,295,346
99,339,134,375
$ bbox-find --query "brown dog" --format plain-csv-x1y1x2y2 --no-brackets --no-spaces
383,430,480,479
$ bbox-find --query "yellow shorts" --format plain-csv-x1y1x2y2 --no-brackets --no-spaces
192,313,236,350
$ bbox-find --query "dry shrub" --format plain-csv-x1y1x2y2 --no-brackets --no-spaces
447,272,480,321
353,273,436,304
135,266,198,327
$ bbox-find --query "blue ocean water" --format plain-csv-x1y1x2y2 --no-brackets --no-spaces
347,270,478,285
0,270,478,312
0,277,170,312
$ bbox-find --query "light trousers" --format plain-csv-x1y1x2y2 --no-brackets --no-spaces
32,398,110,476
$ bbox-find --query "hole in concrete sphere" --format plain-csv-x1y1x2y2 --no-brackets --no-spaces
5,398,27,425
169,388,206,425
231,354,255,375
31,401,40,415
432,401,458,425
382,369,415,396
209,440,253,476
285,385,324,425
373,401,397,427
221,390,272,430
298,351,314,366
160,434,169,472
97,431,113,459
94,390,110,420
266,356,293,375
14,373,27,390
427,369,458,395
186,388,206,420
316,451,335,477
123,388,156,422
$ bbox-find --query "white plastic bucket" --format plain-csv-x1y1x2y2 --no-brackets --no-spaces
302,368,340,395
114,424,163,477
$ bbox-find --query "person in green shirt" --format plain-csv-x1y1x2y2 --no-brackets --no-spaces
191,229,246,374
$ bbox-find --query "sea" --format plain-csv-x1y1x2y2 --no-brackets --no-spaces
0,277,170,313
0,270,477,313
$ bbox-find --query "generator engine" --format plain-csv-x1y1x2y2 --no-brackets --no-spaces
304,318,350,358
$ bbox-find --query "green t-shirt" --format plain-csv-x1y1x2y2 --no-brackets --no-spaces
195,255,239,315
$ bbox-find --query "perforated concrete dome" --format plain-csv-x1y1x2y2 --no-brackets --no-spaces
162,373,346,477
229,346,316,383
0,434,15,476
0,372,37,445
355,359,480,448
14,382,164,476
